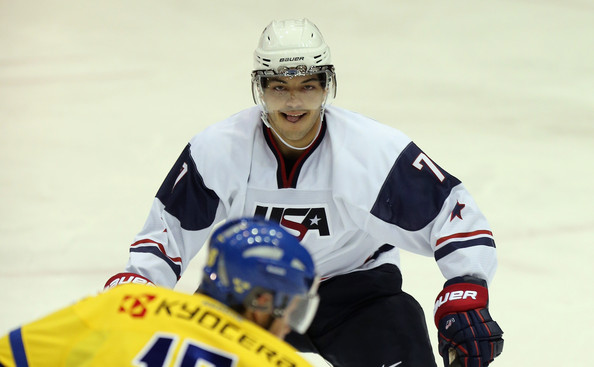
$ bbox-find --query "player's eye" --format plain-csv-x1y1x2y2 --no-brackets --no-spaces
270,85,287,92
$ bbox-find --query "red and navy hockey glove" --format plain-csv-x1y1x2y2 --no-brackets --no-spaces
434,276,504,367
104,272,155,290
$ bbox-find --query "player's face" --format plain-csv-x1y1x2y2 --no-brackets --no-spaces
262,75,326,149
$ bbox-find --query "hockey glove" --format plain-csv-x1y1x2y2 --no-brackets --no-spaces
434,276,504,367
104,272,155,290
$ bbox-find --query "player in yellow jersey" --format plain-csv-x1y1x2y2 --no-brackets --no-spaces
0,217,320,367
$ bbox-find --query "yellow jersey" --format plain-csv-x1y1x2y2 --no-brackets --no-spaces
0,284,312,367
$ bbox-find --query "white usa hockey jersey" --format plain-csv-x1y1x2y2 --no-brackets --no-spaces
124,105,497,288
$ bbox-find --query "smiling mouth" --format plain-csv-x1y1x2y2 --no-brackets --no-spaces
282,112,306,123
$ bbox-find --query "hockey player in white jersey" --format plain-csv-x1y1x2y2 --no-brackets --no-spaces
106,19,503,367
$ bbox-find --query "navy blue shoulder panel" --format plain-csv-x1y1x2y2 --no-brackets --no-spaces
371,142,461,231
156,144,220,231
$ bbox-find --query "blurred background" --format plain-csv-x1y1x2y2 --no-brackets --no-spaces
1,0,593,365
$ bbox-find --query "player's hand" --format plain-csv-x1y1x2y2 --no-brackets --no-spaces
434,276,503,367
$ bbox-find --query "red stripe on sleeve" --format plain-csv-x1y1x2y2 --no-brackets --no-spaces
436,230,493,247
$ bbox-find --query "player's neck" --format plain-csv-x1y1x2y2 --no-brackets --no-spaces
277,142,306,161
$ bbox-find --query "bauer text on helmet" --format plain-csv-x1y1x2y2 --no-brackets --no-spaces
252,19,337,108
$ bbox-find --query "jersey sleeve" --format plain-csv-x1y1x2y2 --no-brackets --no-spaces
0,304,92,367
368,142,497,283
122,109,259,288
124,143,226,287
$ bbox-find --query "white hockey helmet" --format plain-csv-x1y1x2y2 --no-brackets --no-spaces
251,19,337,108
254,18,331,71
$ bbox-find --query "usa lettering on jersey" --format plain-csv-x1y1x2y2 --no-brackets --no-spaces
254,205,330,241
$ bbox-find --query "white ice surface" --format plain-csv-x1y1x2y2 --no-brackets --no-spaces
1,1,593,366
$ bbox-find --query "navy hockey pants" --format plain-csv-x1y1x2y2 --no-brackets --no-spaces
286,264,437,367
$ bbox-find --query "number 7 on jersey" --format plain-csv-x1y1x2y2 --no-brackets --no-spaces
412,153,445,182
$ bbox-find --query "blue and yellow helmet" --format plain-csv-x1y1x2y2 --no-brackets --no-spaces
199,217,319,333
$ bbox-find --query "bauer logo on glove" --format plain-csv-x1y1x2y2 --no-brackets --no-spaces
434,276,504,367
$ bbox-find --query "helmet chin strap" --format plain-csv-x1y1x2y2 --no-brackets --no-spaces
260,110,323,151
